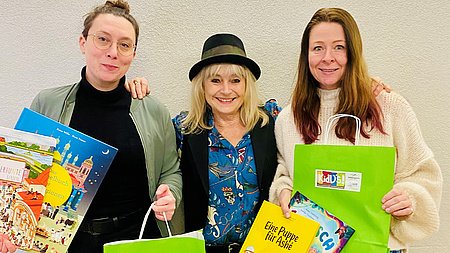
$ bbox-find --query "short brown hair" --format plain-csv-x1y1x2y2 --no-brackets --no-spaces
82,0,139,46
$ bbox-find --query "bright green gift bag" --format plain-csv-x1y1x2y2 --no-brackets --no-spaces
103,232,205,253
293,115,395,253
104,203,205,253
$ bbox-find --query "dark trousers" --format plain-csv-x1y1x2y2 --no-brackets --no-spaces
205,243,242,253
68,212,161,253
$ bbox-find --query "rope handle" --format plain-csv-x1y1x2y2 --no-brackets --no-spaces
138,202,172,240
324,114,361,145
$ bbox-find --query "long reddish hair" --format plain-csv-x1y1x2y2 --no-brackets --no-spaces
292,8,385,144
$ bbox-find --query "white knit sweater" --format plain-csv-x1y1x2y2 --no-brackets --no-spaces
269,88,442,251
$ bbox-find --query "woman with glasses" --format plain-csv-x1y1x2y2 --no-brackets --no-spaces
28,1,181,252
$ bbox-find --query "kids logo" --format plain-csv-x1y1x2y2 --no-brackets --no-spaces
316,170,346,189
315,170,362,192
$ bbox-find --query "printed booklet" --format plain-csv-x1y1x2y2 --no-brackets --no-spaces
14,108,118,253
290,191,355,253
0,126,56,250
240,200,320,253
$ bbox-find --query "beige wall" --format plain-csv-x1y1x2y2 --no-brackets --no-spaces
1,0,448,251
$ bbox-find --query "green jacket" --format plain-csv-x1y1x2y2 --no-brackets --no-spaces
30,82,182,237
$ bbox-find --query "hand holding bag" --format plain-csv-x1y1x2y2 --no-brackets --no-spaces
293,114,395,253
104,203,205,253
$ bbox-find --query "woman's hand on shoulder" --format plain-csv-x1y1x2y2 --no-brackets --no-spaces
371,76,391,96
125,77,150,99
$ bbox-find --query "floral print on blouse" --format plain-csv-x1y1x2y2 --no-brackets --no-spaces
172,99,281,246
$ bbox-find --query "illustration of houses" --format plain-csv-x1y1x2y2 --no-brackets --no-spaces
55,143,94,212
20,167,51,221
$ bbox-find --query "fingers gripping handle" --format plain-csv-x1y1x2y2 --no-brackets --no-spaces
139,203,172,240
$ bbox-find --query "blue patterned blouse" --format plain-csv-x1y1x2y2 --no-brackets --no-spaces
172,99,281,246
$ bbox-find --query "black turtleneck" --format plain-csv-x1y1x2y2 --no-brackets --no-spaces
69,68,151,219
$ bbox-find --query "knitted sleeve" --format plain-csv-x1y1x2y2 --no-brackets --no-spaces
386,92,443,243
269,108,294,204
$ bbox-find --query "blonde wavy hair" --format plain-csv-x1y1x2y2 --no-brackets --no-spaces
183,64,269,134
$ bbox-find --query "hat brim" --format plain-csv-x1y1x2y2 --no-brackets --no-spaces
189,54,261,81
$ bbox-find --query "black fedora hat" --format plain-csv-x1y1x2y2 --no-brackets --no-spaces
189,33,261,80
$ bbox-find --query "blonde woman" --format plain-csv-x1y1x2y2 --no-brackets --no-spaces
175,34,279,253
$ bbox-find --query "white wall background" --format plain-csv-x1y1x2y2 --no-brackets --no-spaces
1,0,448,251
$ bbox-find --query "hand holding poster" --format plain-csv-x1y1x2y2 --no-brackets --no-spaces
0,126,55,251
14,108,118,253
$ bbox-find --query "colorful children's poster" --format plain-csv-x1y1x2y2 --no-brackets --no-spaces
240,200,320,253
290,191,355,253
0,126,56,250
14,108,118,253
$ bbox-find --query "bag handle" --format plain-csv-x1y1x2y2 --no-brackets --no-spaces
324,114,361,145
138,202,172,240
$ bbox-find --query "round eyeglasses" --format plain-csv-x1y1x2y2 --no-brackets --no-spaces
87,33,136,56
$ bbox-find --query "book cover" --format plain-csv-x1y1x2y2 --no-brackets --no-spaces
14,108,118,253
239,201,320,253
0,126,56,250
290,191,355,253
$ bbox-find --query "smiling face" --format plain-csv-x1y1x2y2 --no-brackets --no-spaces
308,22,347,90
79,13,136,91
203,64,246,119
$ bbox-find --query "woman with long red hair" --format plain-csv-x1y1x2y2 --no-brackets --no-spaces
270,8,442,252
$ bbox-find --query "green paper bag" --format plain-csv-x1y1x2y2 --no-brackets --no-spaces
104,203,205,253
103,230,205,253
293,114,395,253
